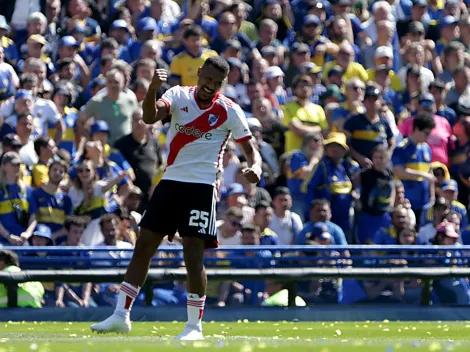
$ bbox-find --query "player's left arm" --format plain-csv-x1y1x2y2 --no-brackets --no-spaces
238,138,262,184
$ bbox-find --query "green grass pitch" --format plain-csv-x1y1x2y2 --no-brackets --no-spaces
1,321,469,351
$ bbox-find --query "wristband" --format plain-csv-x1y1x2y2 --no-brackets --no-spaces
252,164,262,176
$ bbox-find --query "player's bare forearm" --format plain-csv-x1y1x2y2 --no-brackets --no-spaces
143,69,169,124
239,138,262,184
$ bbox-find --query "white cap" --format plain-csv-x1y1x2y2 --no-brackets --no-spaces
265,66,285,79
374,46,393,59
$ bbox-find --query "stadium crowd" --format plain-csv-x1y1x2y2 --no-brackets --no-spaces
1,0,470,308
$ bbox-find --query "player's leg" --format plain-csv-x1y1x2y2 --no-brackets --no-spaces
90,229,164,333
91,180,179,334
177,236,207,339
176,183,218,340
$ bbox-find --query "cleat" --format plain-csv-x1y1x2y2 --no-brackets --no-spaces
175,324,204,341
90,313,131,334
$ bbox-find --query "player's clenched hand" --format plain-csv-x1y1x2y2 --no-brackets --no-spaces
242,167,261,184
150,69,168,89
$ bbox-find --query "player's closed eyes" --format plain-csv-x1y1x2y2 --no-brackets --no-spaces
78,168,91,173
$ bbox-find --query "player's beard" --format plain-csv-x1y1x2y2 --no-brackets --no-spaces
197,88,215,103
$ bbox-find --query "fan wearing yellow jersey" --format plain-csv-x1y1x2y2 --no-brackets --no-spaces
169,25,218,87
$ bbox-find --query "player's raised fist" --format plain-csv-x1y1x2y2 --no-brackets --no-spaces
150,69,168,89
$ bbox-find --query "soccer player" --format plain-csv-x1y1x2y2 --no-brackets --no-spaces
90,56,262,340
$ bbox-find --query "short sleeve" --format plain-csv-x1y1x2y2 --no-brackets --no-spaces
158,86,180,115
391,146,406,167
84,98,99,117
343,115,356,134
331,224,348,245
383,119,394,140
290,152,308,174
227,104,252,143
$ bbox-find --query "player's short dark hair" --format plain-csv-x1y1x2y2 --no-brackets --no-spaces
0,249,19,267
255,200,271,213
34,136,51,156
412,112,436,131
64,216,87,231
311,198,330,209
203,56,230,76
100,213,120,229
225,206,243,219
183,24,203,39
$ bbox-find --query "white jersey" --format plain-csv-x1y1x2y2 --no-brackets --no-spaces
159,86,252,186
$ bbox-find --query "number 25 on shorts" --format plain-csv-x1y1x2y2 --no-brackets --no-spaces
189,210,209,229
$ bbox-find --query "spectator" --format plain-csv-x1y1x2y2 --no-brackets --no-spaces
169,25,218,87
303,132,359,234
417,199,453,245
287,133,322,218
354,145,395,244
253,201,280,245
222,183,254,224
282,74,328,153
32,136,57,188
0,249,44,308
446,66,470,108
33,159,73,244
97,213,133,249
216,206,243,246
89,120,134,181
373,205,411,244
429,80,457,128
393,180,417,228
344,84,395,168
0,46,18,103
68,159,128,246
268,187,303,245
399,93,453,165
420,180,467,230
296,199,348,246
323,43,368,83
0,152,37,246
332,77,365,132
79,68,139,144
437,42,465,85
392,112,436,222
114,108,164,208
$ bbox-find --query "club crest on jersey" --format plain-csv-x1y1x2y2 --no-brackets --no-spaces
208,114,219,127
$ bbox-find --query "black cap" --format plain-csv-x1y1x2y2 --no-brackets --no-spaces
364,85,381,98
429,79,445,90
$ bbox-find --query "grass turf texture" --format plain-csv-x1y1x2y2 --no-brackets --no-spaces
1,321,469,351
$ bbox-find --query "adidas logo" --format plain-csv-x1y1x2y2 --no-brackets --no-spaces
181,106,188,113
198,228,206,234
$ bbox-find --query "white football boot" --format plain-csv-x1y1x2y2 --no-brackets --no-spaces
175,324,204,340
90,313,131,334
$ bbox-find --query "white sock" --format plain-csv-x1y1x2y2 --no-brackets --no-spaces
114,282,140,318
187,293,205,329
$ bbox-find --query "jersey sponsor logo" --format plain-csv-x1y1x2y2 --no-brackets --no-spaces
208,114,219,127
175,123,212,140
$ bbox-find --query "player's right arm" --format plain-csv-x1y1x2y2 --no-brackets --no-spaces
143,69,169,124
